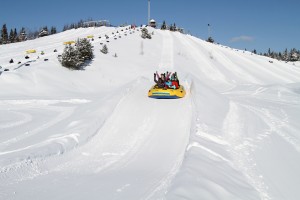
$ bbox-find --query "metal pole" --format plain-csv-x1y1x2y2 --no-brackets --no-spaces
148,0,150,25
208,24,211,38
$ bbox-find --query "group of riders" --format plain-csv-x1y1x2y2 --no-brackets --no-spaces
154,71,180,89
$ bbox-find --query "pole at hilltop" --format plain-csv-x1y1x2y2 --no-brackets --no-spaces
208,23,211,38
148,0,151,25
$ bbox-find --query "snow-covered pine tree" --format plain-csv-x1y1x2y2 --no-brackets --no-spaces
63,24,69,31
171,23,176,31
50,26,57,35
13,28,19,42
101,44,108,54
282,48,288,61
289,48,299,61
61,44,82,69
268,48,271,57
207,36,214,43
278,52,282,60
1,24,8,44
38,27,48,37
141,28,151,39
161,21,167,30
9,29,14,43
19,27,26,41
76,38,94,61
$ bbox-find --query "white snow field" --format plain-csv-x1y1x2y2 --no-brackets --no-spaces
1,26,300,200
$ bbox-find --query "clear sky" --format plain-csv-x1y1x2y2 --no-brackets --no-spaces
1,0,299,53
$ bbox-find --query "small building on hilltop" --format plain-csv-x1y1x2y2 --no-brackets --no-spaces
149,19,156,28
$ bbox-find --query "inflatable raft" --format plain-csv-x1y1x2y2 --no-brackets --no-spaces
148,85,186,99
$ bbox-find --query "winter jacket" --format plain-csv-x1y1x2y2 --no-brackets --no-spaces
154,74,165,88
172,80,179,89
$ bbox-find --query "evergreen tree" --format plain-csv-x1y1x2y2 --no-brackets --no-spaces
1,24,8,44
207,36,214,43
76,38,94,61
141,28,151,39
63,24,69,31
289,48,299,61
278,52,282,60
30,30,39,39
269,50,275,59
268,48,271,56
9,29,14,43
282,48,288,61
61,44,82,69
77,20,84,28
13,28,18,42
60,37,94,69
50,26,57,35
161,20,167,30
101,44,108,54
272,52,278,59
168,23,177,31
38,26,48,37
19,27,26,41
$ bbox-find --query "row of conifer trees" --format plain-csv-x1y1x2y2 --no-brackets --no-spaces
252,48,300,62
0,24,57,44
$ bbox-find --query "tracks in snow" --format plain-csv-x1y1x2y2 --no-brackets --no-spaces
0,79,192,199
158,31,174,71
222,101,271,200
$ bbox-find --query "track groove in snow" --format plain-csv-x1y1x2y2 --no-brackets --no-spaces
223,101,271,200
158,31,174,70
0,79,192,199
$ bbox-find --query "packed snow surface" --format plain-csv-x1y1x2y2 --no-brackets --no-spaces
1,26,300,200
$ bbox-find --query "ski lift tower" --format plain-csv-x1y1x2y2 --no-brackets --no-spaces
148,0,151,25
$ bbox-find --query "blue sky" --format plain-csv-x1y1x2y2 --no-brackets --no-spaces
1,0,299,53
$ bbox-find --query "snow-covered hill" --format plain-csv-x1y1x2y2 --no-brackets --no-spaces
1,26,300,200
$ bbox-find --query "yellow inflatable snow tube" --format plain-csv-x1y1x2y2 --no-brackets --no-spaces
63,41,75,45
87,35,94,38
26,49,36,54
148,85,186,99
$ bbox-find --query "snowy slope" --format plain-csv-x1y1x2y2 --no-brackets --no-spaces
1,26,300,200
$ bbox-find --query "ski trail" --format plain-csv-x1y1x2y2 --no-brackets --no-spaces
175,33,229,84
1,79,192,200
223,101,271,200
0,99,90,151
246,105,300,153
187,36,262,84
190,36,300,84
158,31,174,71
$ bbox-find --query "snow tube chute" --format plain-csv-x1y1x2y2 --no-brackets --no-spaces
26,49,36,54
63,41,75,45
148,85,186,99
